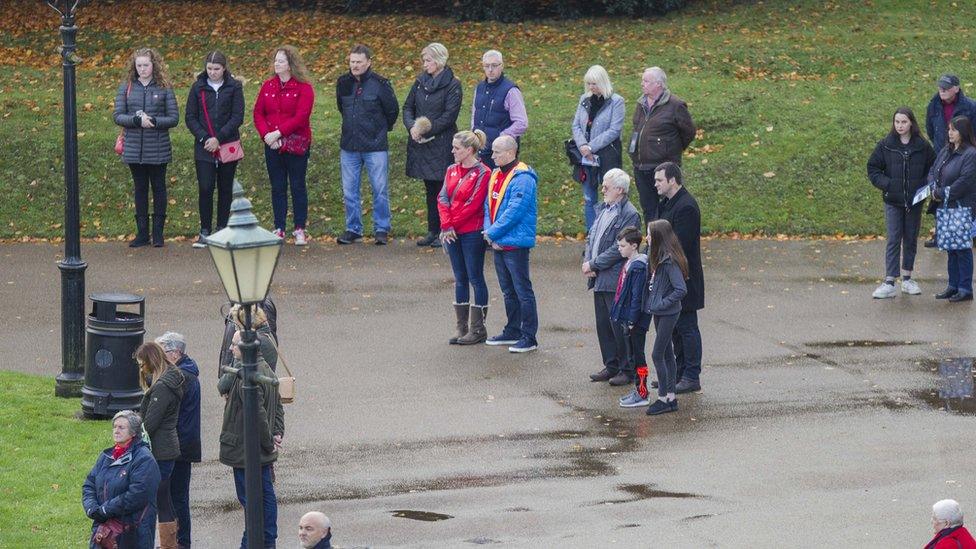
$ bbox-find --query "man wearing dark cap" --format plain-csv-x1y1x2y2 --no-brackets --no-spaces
924,74,976,246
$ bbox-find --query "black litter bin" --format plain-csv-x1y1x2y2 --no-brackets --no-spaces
81,293,146,419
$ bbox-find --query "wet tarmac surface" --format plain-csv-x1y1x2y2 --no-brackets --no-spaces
2,238,976,547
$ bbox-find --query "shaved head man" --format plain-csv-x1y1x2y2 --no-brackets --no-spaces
298,511,332,548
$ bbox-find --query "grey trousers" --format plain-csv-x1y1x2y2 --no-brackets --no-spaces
884,203,923,279
594,291,630,375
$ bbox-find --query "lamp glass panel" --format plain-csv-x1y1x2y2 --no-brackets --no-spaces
208,246,241,303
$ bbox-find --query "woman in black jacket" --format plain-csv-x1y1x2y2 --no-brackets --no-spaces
930,115,976,302
185,51,245,248
867,107,936,299
402,42,462,248
114,48,179,248
135,342,185,548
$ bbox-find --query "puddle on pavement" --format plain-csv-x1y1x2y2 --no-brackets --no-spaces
806,339,921,348
390,510,453,521
592,483,703,505
913,357,976,415
465,537,501,545
682,514,716,522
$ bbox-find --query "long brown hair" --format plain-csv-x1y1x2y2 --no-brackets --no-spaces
134,342,173,391
273,45,310,83
125,47,171,88
647,219,688,279
889,107,922,140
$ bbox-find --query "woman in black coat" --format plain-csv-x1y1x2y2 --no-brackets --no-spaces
867,107,936,299
402,42,462,248
185,51,245,248
114,48,179,248
929,115,976,302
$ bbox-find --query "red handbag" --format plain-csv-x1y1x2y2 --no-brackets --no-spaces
279,133,310,156
92,518,127,549
114,82,131,156
200,90,244,163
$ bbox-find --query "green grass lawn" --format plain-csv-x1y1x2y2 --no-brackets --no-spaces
0,371,106,547
0,0,966,239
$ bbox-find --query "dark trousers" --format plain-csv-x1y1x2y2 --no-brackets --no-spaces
594,291,629,375
947,249,975,295
156,459,176,522
652,313,680,397
265,146,309,231
423,179,442,234
233,465,277,548
627,324,647,367
170,460,192,546
884,203,923,278
129,163,167,218
633,169,660,223
672,310,703,382
445,231,488,305
493,248,538,345
196,159,237,233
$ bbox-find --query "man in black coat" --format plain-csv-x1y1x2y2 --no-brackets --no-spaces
654,162,704,393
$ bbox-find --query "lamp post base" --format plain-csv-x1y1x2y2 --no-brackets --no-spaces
55,373,83,398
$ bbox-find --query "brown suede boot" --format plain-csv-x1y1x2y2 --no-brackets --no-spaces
450,303,469,344
158,521,178,549
457,305,487,345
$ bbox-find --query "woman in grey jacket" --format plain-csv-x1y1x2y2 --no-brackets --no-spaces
114,48,179,248
572,65,625,231
642,219,688,415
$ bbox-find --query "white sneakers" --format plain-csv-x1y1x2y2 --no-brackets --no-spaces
873,279,921,298
293,228,307,246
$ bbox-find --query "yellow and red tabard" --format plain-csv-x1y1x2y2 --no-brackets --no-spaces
487,161,528,223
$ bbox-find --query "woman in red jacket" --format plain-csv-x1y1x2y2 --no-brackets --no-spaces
253,45,315,245
926,499,976,549
439,129,491,345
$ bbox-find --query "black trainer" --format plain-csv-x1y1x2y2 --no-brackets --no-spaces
936,288,959,300
646,399,676,416
416,232,437,247
337,231,362,245
375,231,388,245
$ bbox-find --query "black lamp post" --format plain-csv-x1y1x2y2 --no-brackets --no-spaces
206,181,283,549
49,0,87,398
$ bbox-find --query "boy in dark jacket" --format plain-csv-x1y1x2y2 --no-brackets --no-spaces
609,226,652,408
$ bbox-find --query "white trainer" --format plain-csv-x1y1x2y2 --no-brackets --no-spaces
872,282,897,299
901,279,921,295
293,228,307,246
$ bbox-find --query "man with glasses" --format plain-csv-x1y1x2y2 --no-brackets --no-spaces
471,50,528,168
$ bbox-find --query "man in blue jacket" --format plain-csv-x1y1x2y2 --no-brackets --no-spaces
157,331,201,549
484,135,539,353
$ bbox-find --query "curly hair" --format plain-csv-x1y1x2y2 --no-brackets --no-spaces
125,47,171,88
272,45,310,83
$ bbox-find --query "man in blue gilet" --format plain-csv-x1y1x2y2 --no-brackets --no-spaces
471,50,528,169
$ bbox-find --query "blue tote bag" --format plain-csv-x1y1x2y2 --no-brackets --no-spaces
936,196,974,251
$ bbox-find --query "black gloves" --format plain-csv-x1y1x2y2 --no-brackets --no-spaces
88,505,109,522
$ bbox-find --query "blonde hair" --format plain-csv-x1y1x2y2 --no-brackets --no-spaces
134,342,173,391
583,65,612,98
125,48,171,88
229,304,268,331
421,43,449,69
453,129,487,155
273,45,310,83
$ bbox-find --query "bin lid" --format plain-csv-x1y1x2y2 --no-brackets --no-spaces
89,292,144,304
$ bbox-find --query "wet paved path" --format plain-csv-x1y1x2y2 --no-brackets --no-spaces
2,238,973,547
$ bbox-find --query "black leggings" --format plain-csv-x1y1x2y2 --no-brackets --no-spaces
424,179,442,234
196,159,237,232
651,313,680,397
129,163,167,218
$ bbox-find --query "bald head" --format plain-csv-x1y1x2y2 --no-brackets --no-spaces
298,511,331,548
490,135,518,166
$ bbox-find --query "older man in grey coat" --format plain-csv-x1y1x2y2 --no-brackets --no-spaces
582,168,641,385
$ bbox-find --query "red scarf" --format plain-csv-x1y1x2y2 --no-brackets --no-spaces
112,439,133,460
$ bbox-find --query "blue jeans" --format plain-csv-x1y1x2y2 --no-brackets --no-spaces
232,465,277,548
672,310,703,382
947,249,974,295
493,248,538,345
170,461,192,546
581,172,598,232
445,231,488,305
340,149,391,235
265,146,309,231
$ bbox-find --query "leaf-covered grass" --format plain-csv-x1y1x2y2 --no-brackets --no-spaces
0,371,106,548
0,0,964,239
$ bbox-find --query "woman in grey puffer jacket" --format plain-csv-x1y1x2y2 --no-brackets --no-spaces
113,48,179,248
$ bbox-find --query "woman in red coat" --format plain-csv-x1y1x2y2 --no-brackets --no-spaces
253,45,315,245
926,499,976,549
439,129,491,345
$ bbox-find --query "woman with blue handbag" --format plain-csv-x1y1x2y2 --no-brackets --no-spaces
929,115,976,302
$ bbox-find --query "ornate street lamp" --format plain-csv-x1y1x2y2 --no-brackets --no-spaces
49,0,87,398
206,181,282,549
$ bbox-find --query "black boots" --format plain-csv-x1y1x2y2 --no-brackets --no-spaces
457,305,488,345
450,303,469,344
151,214,166,247
128,215,150,247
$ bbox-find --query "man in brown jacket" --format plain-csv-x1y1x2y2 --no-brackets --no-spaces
628,67,696,222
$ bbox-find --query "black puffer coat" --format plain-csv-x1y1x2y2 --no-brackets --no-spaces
139,366,185,462
114,78,179,165
867,133,936,208
930,144,976,210
403,66,462,181
184,72,245,163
